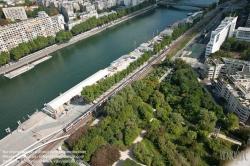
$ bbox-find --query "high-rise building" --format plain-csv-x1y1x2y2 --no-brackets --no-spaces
205,17,237,56
2,6,28,21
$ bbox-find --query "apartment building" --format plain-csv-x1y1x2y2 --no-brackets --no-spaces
203,57,250,122
216,74,250,122
94,0,116,10
204,57,250,79
67,10,98,30
203,58,227,79
80,2,96,13
205,17,237,56
61,3,75,22
0,11,65,53
2,7,28,21
235,27,250,42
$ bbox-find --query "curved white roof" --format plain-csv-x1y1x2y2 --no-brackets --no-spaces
45,69,109,111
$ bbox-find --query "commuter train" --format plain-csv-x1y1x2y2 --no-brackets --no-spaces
63,111,91,132
63,53,167,132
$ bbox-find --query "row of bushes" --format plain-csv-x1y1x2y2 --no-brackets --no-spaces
81,51,152,102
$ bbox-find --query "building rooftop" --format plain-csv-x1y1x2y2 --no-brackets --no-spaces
213,17,237,34
237,27,250,32
44,69,110,111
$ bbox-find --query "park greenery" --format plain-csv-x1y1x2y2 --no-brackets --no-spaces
220,37,250,60
122,158,140,166
62,58,246,166
26,6,59,18
49,158,79,166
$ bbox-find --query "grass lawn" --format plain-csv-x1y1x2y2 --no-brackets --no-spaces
141,138,162,157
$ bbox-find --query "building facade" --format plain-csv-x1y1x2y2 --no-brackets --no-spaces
205,17,237,56
235,27,250,42
2,6,28,21
0,12,65,53
204,57,250,80
216,75,250,122
203,57,250,122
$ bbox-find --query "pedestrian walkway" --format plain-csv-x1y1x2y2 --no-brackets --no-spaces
159,68,172,82
113,114,156,166
217,133,242,146
113,129,147,166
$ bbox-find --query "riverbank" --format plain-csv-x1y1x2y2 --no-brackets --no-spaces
0,5,157,75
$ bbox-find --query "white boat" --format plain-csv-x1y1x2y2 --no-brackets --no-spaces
187,12,193,16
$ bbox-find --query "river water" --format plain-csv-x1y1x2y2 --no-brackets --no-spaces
0,0,215,139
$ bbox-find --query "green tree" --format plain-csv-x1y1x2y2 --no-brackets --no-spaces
197,109,217,132
235,126,250,140
0,52,10,65
10,47,21,60
56,30,72,43
124,126,140,146
224,113,239,131
138,103,154,122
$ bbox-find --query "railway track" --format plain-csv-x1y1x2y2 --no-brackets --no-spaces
20,115,93,166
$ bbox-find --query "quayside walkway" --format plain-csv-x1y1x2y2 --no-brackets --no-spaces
157,1,210,8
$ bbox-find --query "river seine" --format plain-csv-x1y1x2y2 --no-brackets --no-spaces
0,0,215,139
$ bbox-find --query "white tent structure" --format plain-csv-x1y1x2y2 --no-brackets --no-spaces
43,69,110,113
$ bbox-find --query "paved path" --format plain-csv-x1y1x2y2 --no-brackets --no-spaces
113,129,147,166
217,133,242,146
0,5,156,75
113,111,156,166
159,68,172,82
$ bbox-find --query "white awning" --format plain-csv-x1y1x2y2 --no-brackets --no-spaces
45,69,109,111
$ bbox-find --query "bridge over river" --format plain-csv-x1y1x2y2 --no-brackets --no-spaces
157,1,210,8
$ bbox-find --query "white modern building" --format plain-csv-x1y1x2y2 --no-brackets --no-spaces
205,17,237,56
0,11,65,53
235,27,250,42
2,6,28,21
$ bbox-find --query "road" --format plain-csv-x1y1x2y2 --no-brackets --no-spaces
0,5,157,75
